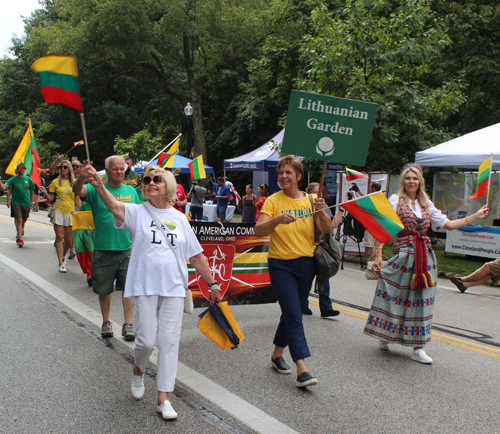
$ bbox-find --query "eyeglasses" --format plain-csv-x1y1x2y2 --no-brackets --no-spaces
59,165,68,169
143,175,163,185
72,165,80,168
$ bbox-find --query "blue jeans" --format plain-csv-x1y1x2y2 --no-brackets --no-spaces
190,205,203,221
268,257,316,362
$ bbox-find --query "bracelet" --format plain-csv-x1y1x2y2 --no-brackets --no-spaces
465,216,471,225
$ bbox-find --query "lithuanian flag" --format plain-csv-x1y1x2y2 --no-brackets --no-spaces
6,120,42,185
341,191,404,243
345,167,365,181
188,155,207,180
31,56,84,113
72,210,95,274
469,157,491,199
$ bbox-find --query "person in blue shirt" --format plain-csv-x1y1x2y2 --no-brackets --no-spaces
215,177,231,223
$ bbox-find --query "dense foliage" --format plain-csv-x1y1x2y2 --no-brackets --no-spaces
1,0,499,184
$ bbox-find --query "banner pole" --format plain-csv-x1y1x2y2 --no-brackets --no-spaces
486,152,493,206
80,113,91,163
148,133,182,163
318,161,327,199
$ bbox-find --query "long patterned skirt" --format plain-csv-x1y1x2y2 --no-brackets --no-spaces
363,245,438,347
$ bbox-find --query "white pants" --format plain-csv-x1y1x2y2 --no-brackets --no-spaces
133,295,184,392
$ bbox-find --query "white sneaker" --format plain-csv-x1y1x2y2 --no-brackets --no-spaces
157,400,178,420
59,264,67,273
411,348,433,364
131,375,145,399
378,340,390,351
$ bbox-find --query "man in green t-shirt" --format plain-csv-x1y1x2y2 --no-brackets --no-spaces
74,156,140,340
6,165,35,247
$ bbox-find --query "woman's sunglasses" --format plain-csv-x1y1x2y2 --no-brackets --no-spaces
59,165,68,169
143,175,163,185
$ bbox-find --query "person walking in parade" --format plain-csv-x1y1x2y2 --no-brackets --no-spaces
84,163,221,420
255,156,332,387
73,156,140,341
39,160,80,272
5,164,36,247
364,163,489,364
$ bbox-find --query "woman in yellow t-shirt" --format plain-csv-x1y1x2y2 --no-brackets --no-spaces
255,156,332,388
40,160,80,273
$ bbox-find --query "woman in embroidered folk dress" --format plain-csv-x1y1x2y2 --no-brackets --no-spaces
84,164,221,420
364,163,489,364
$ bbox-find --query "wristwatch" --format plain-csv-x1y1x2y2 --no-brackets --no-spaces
208,281,220,292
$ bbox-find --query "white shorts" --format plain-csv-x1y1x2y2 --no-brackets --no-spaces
51,211,73,227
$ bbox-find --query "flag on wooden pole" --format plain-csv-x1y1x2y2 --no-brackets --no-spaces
31,56,84,112
6,120,42,185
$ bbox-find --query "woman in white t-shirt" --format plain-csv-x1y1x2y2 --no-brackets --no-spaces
85,164,221,421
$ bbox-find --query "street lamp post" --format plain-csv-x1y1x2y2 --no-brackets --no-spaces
184,102,193,158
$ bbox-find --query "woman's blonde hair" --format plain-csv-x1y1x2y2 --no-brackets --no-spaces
398,167,430,208
140,165,176,201
57,159,75,186
306,182,320,194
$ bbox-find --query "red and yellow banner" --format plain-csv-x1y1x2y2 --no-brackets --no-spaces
188,222,274,306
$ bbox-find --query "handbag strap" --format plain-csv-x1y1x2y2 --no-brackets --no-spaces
143,203,189,289
51,179,70,211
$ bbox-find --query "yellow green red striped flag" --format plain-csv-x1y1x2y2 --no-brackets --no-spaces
162,154,176,169
341,191,404,243
188,155,207,180
31,56,84,112
345,167,365,181
469,157,491,199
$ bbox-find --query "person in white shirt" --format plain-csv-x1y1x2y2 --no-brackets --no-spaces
84,164,221,421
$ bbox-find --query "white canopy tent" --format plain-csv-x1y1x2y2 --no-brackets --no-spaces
415,122,500,169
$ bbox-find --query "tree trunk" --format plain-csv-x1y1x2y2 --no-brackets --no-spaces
183,33,206,161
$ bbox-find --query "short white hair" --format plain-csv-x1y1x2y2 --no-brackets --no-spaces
105,155,125,169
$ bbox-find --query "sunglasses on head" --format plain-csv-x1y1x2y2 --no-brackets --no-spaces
59,165,68,169
143,175,163,185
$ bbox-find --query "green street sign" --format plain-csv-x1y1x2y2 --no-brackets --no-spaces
282,90,377,166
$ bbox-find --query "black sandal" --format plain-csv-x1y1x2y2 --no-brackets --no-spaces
450,276,467,293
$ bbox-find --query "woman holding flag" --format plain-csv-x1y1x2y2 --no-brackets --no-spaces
364,162,489,364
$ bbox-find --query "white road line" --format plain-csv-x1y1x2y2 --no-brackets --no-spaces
0,253,299,434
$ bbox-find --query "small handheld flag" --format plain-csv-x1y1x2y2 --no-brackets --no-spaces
74,140,84,146
469,156,492,199
345,167,365,181
188,155,207,179
340,191,404,243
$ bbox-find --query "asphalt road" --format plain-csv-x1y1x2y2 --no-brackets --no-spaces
1,205,500,434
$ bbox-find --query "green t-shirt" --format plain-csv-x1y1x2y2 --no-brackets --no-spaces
134,186,147,203
84,183,140,251
6,175,35,206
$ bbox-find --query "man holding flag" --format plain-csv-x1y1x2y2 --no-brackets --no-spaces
6,164,36,247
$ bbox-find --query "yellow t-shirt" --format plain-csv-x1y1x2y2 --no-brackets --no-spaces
49,178,76,215
261,191,316,260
